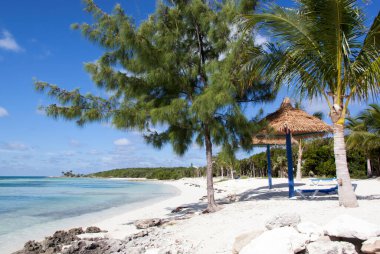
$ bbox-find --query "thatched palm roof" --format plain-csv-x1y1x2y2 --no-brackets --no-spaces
252,98,332,145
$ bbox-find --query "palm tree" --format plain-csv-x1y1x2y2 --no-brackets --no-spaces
216,145,238,179
242,1,380,207
273,155,287,178
360,104,380,149
347,104,380,177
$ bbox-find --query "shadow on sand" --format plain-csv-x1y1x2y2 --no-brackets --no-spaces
163,181,380,216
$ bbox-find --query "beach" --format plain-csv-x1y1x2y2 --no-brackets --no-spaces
12,177,380,253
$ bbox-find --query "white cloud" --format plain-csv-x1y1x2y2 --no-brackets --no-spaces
1,142,30,151
0,107,8,117
228,24,239,41
0,30,23,52
113,138,131,146
115,67,134,77
218,52,226,61
254,33,268,46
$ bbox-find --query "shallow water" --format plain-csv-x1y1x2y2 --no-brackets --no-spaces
0,176,177,253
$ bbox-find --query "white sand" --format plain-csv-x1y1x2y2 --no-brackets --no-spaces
92,177,380,254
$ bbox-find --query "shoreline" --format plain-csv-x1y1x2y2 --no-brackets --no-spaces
2,179,179,254
9,177,380,254
93,179,207,240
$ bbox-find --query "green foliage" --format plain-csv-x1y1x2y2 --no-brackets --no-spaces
215,145,237,168
346,104,380,176
89,167,199,180
223,138,368,179
347,149,367,178
303,139,335,177
347,104,380,153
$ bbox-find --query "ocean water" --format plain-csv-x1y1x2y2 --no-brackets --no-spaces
0,176,178,253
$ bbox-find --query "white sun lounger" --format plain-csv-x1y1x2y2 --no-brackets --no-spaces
296,185,338,199
296,183,357,199
309,177,337,186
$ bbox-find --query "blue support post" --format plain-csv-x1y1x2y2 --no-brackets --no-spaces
266,144,273,189
285,129,295,198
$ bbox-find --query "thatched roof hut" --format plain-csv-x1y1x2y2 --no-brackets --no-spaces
252,97,332,144
252,97,332,196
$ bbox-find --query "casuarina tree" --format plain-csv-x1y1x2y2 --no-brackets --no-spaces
35,0,274,212
242,0,380,207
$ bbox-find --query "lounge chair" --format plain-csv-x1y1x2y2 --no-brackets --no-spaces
296,183,357,199
309,177,337,186
296,185,338,199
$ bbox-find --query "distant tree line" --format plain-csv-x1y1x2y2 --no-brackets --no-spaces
89,137,377,180
88,167,200,180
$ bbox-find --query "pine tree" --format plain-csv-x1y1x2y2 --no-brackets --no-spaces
35,0,274,212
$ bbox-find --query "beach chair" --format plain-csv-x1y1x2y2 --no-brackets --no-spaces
296,183,357,199
309,177,337,186
295,185,338,199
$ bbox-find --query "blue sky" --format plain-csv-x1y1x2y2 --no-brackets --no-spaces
0,1,378,176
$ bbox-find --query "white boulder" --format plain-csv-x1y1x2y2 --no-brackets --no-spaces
232,230,263,254
296,222,324,242
265,212,301,230
307,241,357,254
361,237,380,253
240,226,308,254
324,215,380,240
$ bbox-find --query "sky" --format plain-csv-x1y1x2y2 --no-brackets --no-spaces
0,0,378,176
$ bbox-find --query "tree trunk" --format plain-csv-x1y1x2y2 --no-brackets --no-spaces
204,125,219,212
296,140,303,181
221,166,224,179
333,123,358,207
230,167,234,179
367,158,372,178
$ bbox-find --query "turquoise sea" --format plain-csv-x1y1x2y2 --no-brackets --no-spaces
0,176,178,253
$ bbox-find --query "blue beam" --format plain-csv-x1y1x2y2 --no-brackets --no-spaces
285,130,295,198
266,144,273,189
